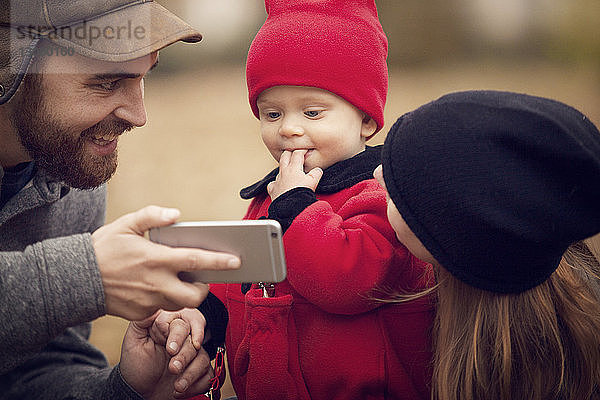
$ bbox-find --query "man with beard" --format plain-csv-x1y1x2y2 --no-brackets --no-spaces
0,1,239,398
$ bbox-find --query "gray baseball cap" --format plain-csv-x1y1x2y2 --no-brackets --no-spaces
0,0,203,104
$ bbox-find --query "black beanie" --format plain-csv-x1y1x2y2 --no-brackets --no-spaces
381,90,600,293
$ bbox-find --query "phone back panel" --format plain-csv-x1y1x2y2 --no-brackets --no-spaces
149,220,287,283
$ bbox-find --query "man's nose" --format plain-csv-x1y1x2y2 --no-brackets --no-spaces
113,79,147,127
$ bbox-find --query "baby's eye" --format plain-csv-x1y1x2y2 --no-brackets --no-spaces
266,111,281,119
304,110,321,118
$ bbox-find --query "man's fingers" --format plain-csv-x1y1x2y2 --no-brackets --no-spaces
168,336,205,376
158,280,210,311
121,244,239,316
161,247,241,271
131,310,162,331
173,368,214,399
118,205,181,236
172,347,213,397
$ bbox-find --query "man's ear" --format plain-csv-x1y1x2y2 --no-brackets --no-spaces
360,116,378,138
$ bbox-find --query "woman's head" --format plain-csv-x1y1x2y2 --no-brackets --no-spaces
376,90,600,399
379,90,600,294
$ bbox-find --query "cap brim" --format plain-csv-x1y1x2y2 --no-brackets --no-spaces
47,1,202,62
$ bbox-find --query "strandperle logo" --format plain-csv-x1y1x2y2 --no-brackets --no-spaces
16,20,147,47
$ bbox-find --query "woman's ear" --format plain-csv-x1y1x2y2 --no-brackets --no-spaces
361,116,378,138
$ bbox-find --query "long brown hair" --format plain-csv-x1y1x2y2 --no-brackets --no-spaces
432,241,600,400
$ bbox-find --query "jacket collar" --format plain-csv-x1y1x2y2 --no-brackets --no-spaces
240,145,382,199
0,166,71,226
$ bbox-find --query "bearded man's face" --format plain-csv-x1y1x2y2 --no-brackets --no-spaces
8,45,157,189
11,73,133,189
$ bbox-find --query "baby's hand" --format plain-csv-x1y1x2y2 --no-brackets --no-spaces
267,150,323,200
150,308,207,353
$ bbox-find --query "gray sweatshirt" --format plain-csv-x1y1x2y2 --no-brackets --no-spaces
0,167,143,399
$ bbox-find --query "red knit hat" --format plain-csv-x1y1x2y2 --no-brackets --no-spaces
246,0,389,133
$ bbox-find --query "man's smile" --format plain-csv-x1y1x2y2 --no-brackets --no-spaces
90,133,120,145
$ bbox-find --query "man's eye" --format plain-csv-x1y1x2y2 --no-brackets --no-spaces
94,80,121,91
304,110,321,118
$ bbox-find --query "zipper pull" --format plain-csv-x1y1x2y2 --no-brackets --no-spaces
258,282,275,298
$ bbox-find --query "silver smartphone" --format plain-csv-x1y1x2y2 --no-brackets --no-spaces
149,220,287,283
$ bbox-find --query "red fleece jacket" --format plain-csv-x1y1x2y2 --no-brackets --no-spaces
211,148,434,400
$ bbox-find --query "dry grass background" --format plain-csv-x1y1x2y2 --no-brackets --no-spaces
89,62,600,398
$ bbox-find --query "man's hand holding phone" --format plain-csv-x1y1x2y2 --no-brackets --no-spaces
92,205,241,321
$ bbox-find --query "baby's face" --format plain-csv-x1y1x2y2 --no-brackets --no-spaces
373,165,438,265
256,85,376,172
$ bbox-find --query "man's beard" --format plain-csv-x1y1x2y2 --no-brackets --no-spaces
10,73,134,189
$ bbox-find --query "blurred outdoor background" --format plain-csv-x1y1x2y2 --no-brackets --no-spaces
89,0,600,397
